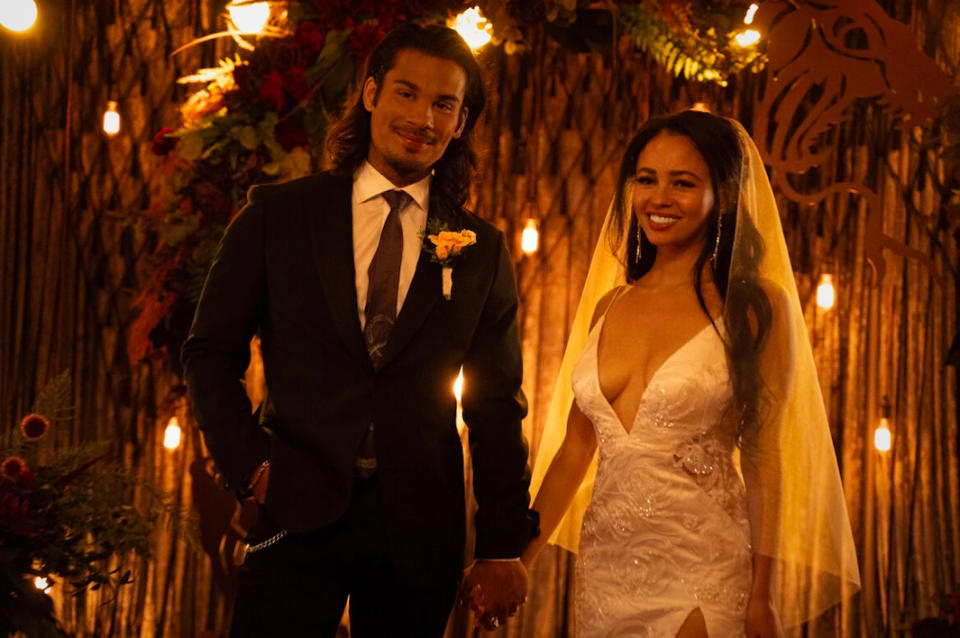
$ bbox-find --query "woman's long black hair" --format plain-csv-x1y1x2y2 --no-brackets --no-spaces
608,111,772,437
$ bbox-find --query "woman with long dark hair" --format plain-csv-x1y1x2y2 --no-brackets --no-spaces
523,111,859,637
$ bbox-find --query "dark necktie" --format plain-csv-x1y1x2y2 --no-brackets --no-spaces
357,189,411,476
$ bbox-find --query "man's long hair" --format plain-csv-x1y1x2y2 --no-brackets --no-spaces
325,23,485,210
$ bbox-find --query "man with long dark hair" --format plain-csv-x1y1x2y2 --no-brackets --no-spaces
182,22,537,637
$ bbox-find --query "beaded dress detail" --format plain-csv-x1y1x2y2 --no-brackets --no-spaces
572,308,751,637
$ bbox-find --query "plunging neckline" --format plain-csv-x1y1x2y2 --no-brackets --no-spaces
593,313,715,436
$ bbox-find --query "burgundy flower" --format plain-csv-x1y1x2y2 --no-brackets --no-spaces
1,456,28,482
19,413,49,441
350,22,387,62
151,128,178,156
295,21,325,58
274,118,309,151
283,66,310,102
259,71,286,112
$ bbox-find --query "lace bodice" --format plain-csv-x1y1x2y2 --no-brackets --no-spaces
571,311,752,637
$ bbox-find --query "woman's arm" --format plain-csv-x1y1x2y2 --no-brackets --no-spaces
520,402,597,568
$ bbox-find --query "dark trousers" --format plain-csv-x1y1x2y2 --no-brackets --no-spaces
230,474,459,638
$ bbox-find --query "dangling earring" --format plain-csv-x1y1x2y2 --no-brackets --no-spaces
636,222,642,264
711,214,723,269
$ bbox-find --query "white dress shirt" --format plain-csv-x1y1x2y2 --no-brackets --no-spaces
352,161,430,329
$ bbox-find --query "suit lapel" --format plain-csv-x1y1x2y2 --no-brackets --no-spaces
304,174,370,364
376,195,464,369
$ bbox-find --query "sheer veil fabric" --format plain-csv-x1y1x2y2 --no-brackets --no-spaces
529,118,860,626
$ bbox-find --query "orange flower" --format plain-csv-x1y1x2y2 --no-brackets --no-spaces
1,456,28,482
428,229,477,263
19,413,50,441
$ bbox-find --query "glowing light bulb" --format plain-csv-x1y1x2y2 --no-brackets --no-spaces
816,274,835,310
102,101,120,136
734,29,761,47
0,0,38,32
163,416,182,450
874,419,892,452
453,368,464,402
744,3,760,25
690,102,710,112
449,6,493,51
34,576,50,591
521,218,539,255
227,2,270,34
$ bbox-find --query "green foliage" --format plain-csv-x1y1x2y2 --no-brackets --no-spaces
0,374,181,636
618,2,766,85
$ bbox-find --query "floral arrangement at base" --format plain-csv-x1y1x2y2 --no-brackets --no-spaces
0,372,179,637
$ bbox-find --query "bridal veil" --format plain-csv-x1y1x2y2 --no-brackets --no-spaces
529,117,860,626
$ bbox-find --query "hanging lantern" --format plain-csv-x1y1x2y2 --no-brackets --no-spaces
0,0,38,32
449,6,493,51
874,397,892,453
163,416,182,450
102,101,121,136
816,273,835,310
521,218,539,256
227,1,271,34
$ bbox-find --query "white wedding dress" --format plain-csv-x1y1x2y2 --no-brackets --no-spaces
572,307,752,637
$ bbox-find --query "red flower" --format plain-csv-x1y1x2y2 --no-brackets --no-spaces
274,118,309,151
1,456,28,482
259,71,286,112
283,66,310,102
295,21,325,58
151,128,178,156
19,413,49,441
350,22,387,62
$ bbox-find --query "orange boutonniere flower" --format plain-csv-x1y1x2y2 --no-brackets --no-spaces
422,221,477,299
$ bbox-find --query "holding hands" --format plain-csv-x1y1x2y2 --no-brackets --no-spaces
458,560,528,630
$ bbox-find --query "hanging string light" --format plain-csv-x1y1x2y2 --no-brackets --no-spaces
734,29,761,47
816,273,836,310
34,576,51,591
227,1,271,34
521,218,539,256
102,101,121,136
449,6,493,51
874,396,892,453
0,0,38,32
163,416,182,450
744,3,760,25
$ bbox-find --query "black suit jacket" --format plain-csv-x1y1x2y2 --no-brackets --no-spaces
182,172,537,586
